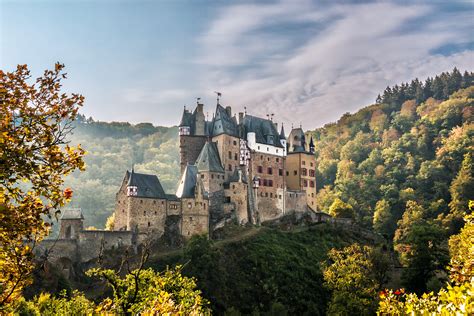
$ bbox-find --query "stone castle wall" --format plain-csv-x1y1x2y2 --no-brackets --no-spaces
181,197,209,238
212,134,241,181
225,181,248,225
180,135,207,173
127,197,168,235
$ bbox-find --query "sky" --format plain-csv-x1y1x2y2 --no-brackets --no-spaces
1,0,473,129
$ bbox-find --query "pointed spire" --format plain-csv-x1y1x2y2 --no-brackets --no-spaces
309,136,315,153
280,123,285,139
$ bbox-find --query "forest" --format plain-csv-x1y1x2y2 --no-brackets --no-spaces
64,118,179,227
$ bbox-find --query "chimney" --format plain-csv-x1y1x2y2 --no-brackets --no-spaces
197,103,204,113
239,112,244,124
225,106,232,117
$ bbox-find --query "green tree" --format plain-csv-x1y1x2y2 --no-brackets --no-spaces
323,244,384,315
86,265,209,315
372,199,394,237
329,198,355,219
447,153,474,232
0,64,85,308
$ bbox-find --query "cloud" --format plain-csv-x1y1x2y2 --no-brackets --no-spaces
195,0,474,129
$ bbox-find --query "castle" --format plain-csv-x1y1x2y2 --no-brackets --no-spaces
35,99,319,269
112,99,318,239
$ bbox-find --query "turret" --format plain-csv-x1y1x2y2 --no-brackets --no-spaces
309,136,315,154
59,208,84,239
127,168,138,196
279,123,286,150
179,106,191,136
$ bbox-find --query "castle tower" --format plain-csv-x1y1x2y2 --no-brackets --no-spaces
59,208,84,239
286,127,317,211
179,105,208,174
176,165,209,238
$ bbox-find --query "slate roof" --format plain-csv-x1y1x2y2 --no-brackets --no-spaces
241,115,284,148
280,124,286,139
61,208,84,220
212,104,239,137
288,128,307,153
195,142,225,173
176,165,198,198
126,170,167,199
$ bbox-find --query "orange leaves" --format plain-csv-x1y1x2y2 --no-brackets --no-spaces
63,188,73,199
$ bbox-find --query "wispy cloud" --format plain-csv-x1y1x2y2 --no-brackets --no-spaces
195,0,474,128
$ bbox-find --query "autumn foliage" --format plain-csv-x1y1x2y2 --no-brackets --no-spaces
0,63,85,308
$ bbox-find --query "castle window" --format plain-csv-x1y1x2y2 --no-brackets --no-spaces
286,171,289,176
310,162,314,167
276,158,279,162
228,151,232,159
311,193,314,197
258,146,260,150
302,161,306,165
153,200,156,204
118,200,120,204
261,155,263,160
233,140,237,145
148,222,151,227
268,180,273,187
267,157,270,161
303,180,308,187
267,167,272,175
228,164,232,171
162,200,165,205
270,193,273,198
232,185,235,189
276,149,279,153
189,217,193,221
155,211,157,215
140,200,143,204
201,174,205,179
309,169,315,177
122,210,125,213
267,147,269,152
302,168,307,176
263,179,267,186
188,202,192,209
225,196,231,203
265,192,268,197
310,181,315,188
234,153,238,160
144,211,146,216
257,166,263,173
279,169,283,176
293,170,297,175
279,195,282,199
204,203,206,210
211,174,214,179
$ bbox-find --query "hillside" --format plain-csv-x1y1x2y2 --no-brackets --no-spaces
147,223,381,315
312,69,473,239
64,120,179,227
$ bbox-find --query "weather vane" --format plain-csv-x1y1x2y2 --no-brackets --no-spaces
214,91,221,103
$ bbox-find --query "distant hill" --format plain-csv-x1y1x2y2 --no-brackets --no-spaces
65,119,179,227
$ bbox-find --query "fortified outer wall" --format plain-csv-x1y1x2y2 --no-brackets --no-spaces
78,230,135,262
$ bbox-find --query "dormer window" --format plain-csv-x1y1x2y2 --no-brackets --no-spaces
127,186,138,196
267,135,274,143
